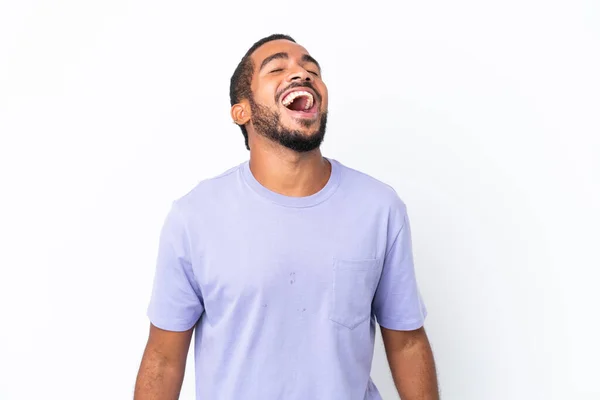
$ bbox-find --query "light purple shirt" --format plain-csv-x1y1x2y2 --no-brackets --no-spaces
147,157,427,400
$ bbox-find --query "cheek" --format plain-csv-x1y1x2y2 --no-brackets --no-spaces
252,80,280,105
318,85,329,108
321,94,329,110
254,90,272,105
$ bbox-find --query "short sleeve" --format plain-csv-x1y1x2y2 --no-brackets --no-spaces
146,202,204,331
373,206,427,331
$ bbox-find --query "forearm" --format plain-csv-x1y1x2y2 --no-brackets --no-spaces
383,328,439,399
134,351,186,400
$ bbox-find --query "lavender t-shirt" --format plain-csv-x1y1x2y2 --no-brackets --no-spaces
147,157,427,400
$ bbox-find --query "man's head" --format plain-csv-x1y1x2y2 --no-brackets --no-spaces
230,34,329,152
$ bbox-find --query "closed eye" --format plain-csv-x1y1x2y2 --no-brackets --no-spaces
308,70,319,76
270,68,284,73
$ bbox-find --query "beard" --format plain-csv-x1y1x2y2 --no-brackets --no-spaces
248,96,328,153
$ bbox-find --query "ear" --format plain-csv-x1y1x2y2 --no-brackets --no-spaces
231,101,251,126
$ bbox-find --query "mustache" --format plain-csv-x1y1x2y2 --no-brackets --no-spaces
275,82,321,104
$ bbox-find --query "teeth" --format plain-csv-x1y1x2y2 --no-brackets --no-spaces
282,90,314,110
305,95,313,110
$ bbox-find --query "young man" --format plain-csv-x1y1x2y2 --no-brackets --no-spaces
134,34,439,400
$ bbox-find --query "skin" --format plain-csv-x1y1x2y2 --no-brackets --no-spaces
382,326,440,399
134,39,439,400
134,325,193,400
231,39,332,198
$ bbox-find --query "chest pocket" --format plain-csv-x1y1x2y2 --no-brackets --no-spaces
329,258,382,329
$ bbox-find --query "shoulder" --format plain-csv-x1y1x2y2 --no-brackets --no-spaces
170,162,244,215
334,158,407,213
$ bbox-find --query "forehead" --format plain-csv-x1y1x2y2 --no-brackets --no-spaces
251,40,311,69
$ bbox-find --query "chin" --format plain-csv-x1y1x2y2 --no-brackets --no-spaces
291,124,321,133
284,116,320,130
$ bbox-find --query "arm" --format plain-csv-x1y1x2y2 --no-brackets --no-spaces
374,199,437,398
137,202,203,398
134,323,194,400
381,326,439,400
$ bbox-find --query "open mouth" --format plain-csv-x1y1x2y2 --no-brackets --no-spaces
281,90,318,116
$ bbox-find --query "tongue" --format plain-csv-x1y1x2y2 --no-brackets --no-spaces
288,96,309,111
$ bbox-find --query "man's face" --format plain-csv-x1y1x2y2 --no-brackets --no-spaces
248,40,329,152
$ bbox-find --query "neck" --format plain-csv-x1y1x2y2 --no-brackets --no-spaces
248,141,331,198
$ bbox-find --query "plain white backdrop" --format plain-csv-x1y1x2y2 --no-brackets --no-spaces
1,1,598,399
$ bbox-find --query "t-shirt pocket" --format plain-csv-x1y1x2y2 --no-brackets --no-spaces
329,258,382,329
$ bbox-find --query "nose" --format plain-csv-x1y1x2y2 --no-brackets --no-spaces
287,65,313,83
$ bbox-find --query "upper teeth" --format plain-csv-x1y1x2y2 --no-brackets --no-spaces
282,90,314,110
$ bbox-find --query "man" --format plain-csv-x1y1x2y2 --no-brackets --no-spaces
134,34,439,400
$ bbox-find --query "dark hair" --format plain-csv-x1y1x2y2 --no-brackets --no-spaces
230,34,296,150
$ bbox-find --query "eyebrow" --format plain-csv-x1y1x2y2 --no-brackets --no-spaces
259,52,322,72
259,52,289,71
302,54,321,71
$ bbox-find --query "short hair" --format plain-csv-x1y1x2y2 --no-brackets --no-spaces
230,34,296,150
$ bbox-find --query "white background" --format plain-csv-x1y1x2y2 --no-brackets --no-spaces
1,1,598,399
